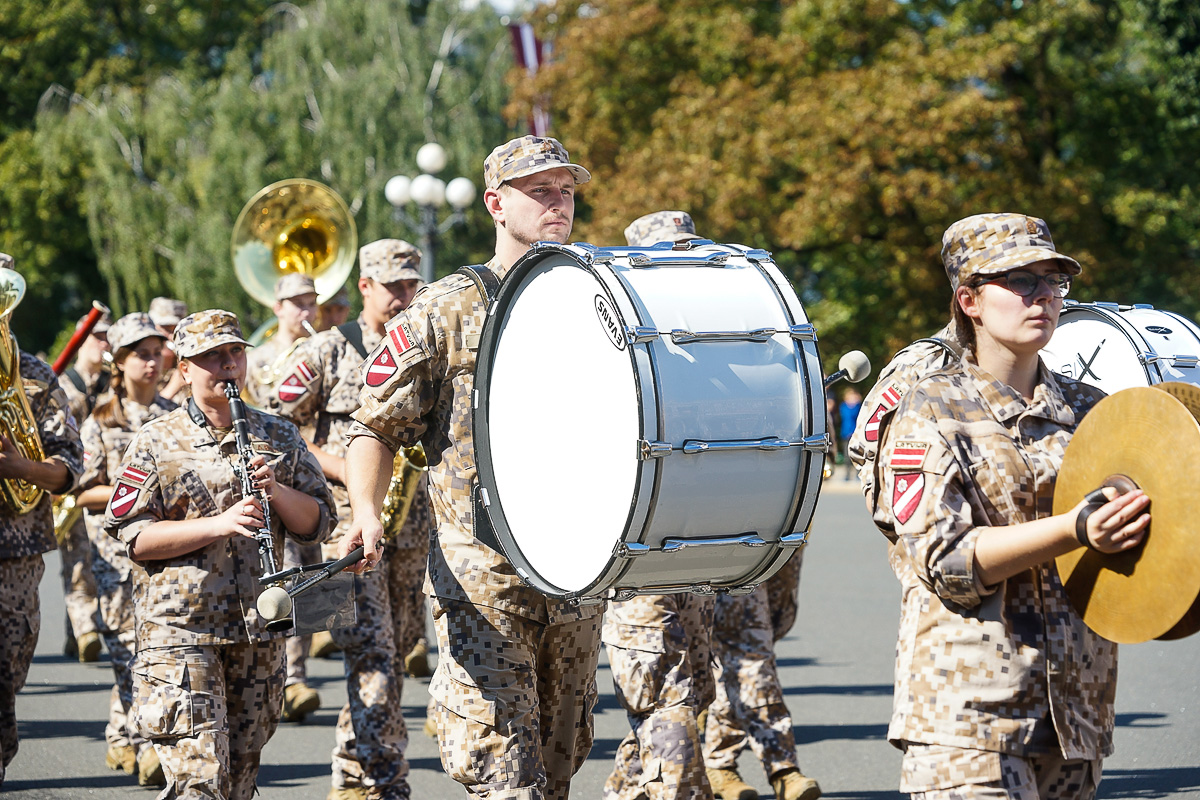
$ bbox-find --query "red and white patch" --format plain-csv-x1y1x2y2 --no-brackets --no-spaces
121,465,150,485
389,322,418,357
365,347,399,387
108,482,140,518
892,472,925,525
863,385,902,443
277,374,307,402
294,360,316,383
889,442,930,471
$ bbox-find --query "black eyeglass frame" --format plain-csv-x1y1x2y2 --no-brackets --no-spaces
968,269,1072,299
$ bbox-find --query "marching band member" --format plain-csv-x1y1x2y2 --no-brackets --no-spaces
76,312,177,786
874,214,1149,800
0,253,86,790
267,240,432,800
604,211,717,800
57,311,111,663
148,297,189,403
245,273,324,722
317,287,353,332
104,309,334,800
341,136,602,799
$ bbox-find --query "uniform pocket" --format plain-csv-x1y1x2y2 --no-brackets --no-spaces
430,668,497,728
900,743,1002,792
131,650,219,740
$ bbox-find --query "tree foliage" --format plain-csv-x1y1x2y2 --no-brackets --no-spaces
34,0,510,339
511,0,1200,377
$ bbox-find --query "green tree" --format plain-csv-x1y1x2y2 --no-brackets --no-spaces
512,0,1200,378
39,0,511,335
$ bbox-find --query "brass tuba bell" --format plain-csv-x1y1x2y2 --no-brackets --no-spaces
0,270,47,515
232,179,357,312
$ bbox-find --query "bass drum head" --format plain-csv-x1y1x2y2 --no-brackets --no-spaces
479,251,640,594
1041,306,1151,393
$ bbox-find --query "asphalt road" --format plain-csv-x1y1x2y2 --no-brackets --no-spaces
6,485,1200,799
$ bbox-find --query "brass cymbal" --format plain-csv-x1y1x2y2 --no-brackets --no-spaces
1053,384,1200,644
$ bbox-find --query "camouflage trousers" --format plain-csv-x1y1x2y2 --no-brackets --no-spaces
431,597,602,800
284,539,322,687
900,743,1100,800
131,640,284,800
764,550,803,643
96,570,146,753
327,544,425,797
602,593,716,800
703,582,798,779
0,554,44,772
60,516,100,638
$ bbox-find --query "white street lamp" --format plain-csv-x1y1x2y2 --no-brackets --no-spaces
386,142,475,283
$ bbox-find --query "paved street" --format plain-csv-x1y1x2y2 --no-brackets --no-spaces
6,485,1200,798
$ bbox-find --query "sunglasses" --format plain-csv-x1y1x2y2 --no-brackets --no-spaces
972,270,1072,298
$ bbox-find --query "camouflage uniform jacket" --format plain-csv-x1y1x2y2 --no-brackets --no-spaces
350,259,600,624
0,351,84,559
78,394,178,584
265,315,428,546
59,364,108,425
849,324,962,539
244,335,286,409
880,355,1114,760
103,401,335,647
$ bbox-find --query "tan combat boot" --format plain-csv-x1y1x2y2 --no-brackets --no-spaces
706,767,758,800
77,631,103,663
309,630,340,658
327,787,368,800
137,747,165,787
282,682,321,722
105,744,136,774
770,768,821,800
404,640,433,678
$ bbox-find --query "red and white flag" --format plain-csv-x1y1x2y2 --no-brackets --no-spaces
863,385,902,443
893,472,925,525
108,482,140,518
278,374,307,403
509,22,551,136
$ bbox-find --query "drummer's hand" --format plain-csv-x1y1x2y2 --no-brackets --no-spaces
1080,487,1151,553
341,514,384,573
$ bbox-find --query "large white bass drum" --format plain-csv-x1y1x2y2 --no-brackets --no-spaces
474,241,827,601
1042,301,1200,394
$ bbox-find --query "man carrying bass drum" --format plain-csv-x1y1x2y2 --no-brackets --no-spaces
341,136,602,800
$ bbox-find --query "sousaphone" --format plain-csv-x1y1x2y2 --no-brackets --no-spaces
1053,382,1200,643
231,179,357,344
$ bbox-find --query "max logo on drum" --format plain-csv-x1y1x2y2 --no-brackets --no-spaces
594,294,627,351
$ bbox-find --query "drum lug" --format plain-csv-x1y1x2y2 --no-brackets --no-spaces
1142,352,1199,369
780,531,810,547
689,584,716,596
661,534,767,552
725,585,757,595
612,589,637,602
638,440,672,460
802,433,831,453
789,324,817,342
613,541,653,559
565,594,607,607
626,326,658,345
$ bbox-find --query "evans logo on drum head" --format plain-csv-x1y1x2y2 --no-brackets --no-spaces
1147,325,1173,335
594,295,626,351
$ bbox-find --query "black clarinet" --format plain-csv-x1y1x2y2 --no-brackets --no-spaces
223,381,284,584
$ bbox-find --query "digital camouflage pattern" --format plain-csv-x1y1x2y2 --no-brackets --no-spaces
848,324,963,537
483,135,591,190
131,640,284,799
0,554,45,774
350,258,604,797
79,393,177,753
268,314,431,797
431,598,601,800
171,309,251,360
704,584,799,779
1,352,84,559
603,593,715,800
941,213,1080,289
879,357,1114,761
274,272,316,301
359,239,422,284
103,402,334,647
900,743,1099,799
622,211,697,246
243,335,286,409
107,312,163,355
148,297,187,327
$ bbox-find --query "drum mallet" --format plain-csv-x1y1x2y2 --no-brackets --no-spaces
824,350,871,389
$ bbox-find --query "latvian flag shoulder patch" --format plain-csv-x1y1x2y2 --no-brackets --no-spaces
889,441,930,472
278,360,317,404
863,383,903,443
366,322,420,388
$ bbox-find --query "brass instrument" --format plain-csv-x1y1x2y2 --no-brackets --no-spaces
0,270,47,515
53,494,83,545
253,320,318,388
380,444,428,538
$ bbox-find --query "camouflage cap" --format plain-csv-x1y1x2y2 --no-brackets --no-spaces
624,211,699,246
0,253,12,271
173,309,251,359
483,136,591,190
108,312,164,354
274,272,317,301
323,286,351,308
76,309,113,335
359,239,422,283
942,213,1081,289
148,297,188,327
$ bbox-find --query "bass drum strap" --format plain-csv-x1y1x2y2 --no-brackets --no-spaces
457,264,505,557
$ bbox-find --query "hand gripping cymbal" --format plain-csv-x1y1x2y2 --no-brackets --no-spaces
1053,383,1200,644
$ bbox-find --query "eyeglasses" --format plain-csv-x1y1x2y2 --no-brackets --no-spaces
972,270,1072,298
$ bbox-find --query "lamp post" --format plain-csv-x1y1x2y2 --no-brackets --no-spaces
385,142,476,283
